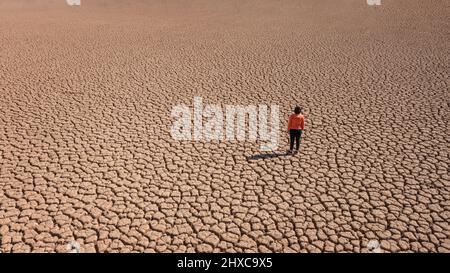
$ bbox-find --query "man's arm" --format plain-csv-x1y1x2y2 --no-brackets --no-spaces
287,115,292,132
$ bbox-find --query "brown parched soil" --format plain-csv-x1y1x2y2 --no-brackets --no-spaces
0,0,449,253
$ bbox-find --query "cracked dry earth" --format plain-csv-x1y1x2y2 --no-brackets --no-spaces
0,0,449,253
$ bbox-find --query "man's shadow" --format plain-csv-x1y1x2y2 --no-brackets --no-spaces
246,151,290,161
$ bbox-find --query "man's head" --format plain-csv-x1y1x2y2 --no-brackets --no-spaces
294,106,302,114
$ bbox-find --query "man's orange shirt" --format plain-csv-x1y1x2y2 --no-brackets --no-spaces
288,114,305,130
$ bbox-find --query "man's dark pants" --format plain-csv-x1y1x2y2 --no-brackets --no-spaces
289,129,302,151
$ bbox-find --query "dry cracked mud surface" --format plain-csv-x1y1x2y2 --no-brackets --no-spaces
0,0,449,253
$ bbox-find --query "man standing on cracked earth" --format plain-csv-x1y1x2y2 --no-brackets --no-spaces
287,106,305,154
